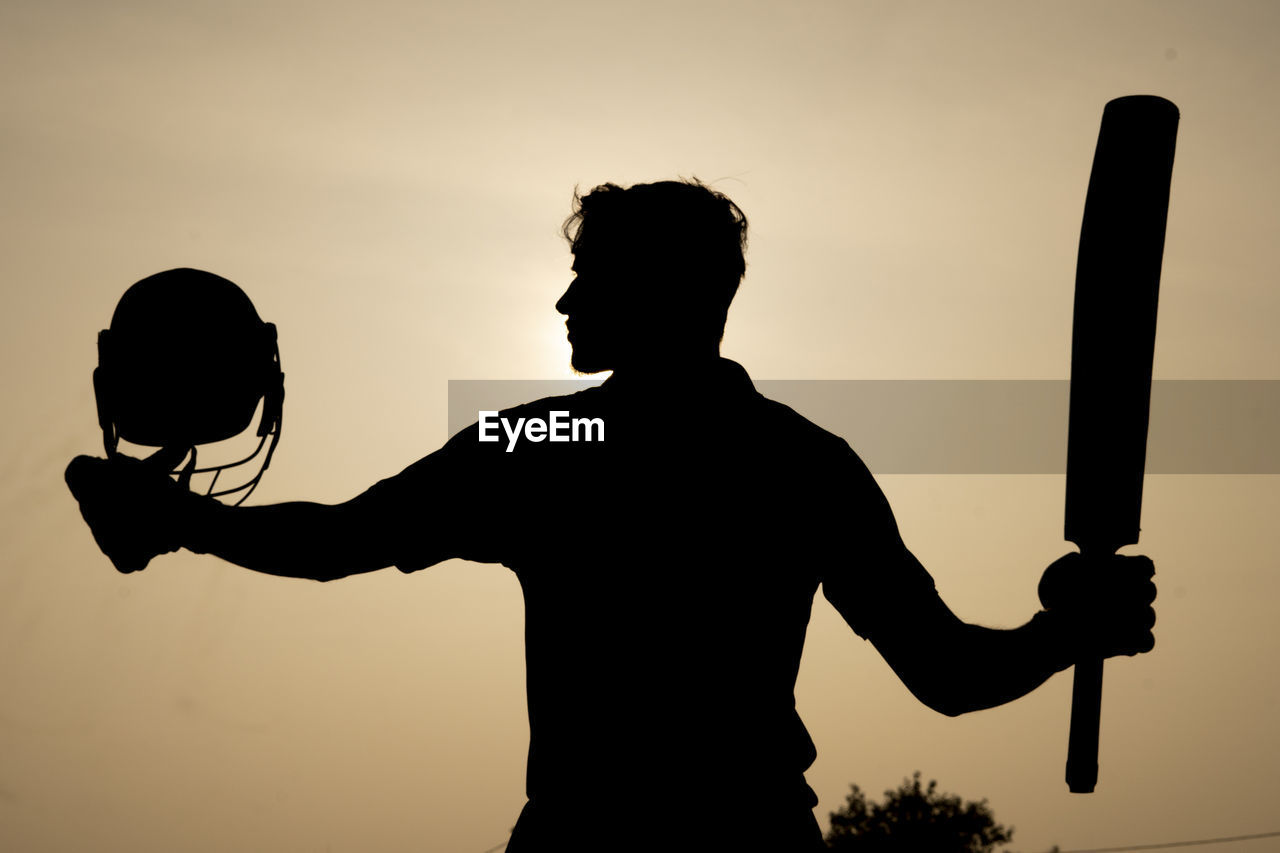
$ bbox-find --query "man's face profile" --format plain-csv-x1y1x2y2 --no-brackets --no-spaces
556,239,648,375
556,188,738,375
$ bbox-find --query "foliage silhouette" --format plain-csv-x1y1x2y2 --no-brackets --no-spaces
825,772,1015,852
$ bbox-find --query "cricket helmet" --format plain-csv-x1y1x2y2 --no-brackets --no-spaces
93,268,284,504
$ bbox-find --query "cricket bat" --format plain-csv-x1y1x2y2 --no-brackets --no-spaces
1063,95,1178,793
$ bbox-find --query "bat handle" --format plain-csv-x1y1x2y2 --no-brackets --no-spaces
1067,651,1103,792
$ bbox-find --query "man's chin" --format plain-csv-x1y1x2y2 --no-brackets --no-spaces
569,352,612,375
571,363,612,376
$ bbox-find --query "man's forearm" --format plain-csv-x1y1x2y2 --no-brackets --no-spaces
870,595,1076,718
923,612,1074,716
183,498,390,582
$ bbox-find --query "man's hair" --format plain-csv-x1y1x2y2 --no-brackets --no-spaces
561,179,749,334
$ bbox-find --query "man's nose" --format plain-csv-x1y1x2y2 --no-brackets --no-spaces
555,278,580,315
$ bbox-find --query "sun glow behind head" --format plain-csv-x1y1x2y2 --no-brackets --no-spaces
93,268,284,505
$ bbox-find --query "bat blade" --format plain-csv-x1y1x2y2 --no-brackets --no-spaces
1064,95,1178,793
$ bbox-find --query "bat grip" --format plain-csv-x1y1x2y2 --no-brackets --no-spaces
1066,655,1102,792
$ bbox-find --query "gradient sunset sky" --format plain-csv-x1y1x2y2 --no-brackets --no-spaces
3,2,1279,851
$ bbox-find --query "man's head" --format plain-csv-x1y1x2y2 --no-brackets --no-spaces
555,179,748,374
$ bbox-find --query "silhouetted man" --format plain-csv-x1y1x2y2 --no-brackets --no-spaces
67,180,1156,852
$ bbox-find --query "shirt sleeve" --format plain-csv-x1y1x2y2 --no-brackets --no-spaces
819,440,940,641
346,423,508,573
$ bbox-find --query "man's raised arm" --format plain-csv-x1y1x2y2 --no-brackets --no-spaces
821,444,1156,717
829,551,1155,718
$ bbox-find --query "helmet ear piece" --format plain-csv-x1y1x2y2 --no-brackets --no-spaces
94,330,118,457
257,322,284,439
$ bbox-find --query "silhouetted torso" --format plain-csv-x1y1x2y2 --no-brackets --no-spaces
356,358,934,850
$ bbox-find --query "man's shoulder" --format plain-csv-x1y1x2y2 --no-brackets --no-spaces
441,385,610,463
716,359,856,458
750,393,859,461
446,385,606,441
502,384,609,418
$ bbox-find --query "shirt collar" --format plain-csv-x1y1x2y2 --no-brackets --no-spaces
600,357,758,400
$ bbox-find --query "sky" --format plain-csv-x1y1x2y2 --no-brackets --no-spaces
3,1,1279,851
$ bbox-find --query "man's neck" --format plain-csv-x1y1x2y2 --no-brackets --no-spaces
608,351,723,383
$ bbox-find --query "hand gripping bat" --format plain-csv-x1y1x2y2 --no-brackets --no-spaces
1063,95,1178,793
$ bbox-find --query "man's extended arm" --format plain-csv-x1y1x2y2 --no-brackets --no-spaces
182,498,394,581
65,453,401,581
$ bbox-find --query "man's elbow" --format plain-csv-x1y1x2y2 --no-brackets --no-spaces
882,649,976,716
915,689,972,718
914,672,1032,717
903,674,990,718
309,559,382,582
929,696,985,718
